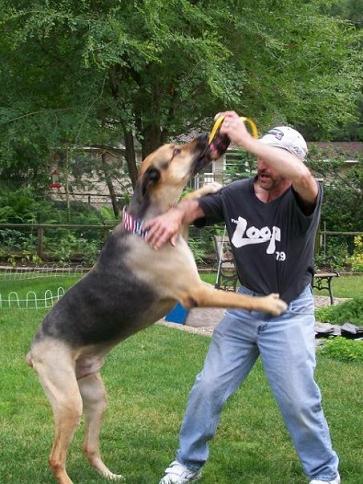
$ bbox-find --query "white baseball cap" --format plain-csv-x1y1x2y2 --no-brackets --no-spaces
260,126,308,160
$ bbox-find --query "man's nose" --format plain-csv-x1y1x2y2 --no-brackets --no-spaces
257,159,268,170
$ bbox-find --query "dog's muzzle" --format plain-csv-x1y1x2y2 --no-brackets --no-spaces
191,133,230,176
191,134,211,176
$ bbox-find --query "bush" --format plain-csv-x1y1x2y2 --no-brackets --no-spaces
0,186,119,225
320,338,363,363
0,186,117,265
348,235,363,272
307,156,363,233
44,231,102,266
315,237,350,271
0,187,56,224
189,225,224,267
316,297,363,324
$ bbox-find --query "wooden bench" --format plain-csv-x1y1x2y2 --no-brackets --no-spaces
313,270,340,305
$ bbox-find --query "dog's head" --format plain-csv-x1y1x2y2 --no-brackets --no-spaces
136,135,212,209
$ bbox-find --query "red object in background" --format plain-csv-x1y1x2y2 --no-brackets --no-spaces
49,169,62,189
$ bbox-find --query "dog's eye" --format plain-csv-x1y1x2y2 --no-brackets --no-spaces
173,148,181,157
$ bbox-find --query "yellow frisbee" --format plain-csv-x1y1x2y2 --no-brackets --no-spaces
208,115,258,144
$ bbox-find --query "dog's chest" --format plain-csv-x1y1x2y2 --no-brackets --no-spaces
124,236,198,290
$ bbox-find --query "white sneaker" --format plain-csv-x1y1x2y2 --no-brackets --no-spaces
309,472,341,484
159,460,202,484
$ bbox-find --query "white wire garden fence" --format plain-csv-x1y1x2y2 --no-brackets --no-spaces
0,286,65,310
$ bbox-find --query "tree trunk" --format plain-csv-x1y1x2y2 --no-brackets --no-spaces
141,123,163,160
65,146,70,222
124,130,139,189
101,152,119,217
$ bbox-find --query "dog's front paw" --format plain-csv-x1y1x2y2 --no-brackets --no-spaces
261,293,287,316
204,181,223,194
100,470,124,481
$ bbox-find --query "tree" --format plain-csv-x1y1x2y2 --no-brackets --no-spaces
325,0,363,141
0,0,362,192
308,154,363,232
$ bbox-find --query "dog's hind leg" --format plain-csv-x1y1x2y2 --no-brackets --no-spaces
78,372,123,481
31,343,82,484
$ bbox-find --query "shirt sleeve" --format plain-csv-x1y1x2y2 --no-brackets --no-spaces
194,190,225,227
290,181,323,233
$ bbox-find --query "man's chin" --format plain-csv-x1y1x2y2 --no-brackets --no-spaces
258,177,273,189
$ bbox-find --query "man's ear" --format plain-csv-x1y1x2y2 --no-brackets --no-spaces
141,166,161,196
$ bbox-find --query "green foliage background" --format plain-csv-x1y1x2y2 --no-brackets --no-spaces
0,1,362,266
0,0,362,189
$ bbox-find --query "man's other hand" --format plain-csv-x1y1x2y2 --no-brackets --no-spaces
144,208,184,250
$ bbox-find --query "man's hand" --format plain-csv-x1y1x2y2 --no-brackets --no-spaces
217,111,255,149
144,207,184,250
216,111,318,205
144,199,205,250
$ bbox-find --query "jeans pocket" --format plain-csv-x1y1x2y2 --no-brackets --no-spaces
226,307,251,319
288,297,314,315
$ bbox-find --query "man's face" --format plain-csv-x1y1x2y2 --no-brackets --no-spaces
256,158,285,191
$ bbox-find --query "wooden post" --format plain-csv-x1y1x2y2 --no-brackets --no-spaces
103,227,109,242
37,227,45,260
65,146,70,222
323,221,327,257
315,224,321,255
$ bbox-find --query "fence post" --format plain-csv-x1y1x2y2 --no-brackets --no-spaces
103,227,109,242
37,227,45,260
315,226,321,255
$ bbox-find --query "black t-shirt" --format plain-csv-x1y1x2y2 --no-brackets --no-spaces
197,178,322,304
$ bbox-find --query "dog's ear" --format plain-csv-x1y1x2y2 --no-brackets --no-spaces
141,166,161,196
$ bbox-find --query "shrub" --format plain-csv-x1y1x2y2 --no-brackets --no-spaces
0,187,56,224
307,156,363,233
45,232,102,265
316,297,363,324
189,225,224,267
315,238,350,271
320,338,363,363
0,186,118,225
348,235,363,272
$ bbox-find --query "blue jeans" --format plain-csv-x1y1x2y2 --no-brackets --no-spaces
176,285,339,480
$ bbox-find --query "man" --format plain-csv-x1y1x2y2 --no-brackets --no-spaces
145,112,340,484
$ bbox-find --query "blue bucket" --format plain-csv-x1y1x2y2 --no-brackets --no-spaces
165,303,189,325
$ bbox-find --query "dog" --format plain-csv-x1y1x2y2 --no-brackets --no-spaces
26,135,287,484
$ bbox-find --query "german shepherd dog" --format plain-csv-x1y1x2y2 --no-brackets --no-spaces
26,135,287,484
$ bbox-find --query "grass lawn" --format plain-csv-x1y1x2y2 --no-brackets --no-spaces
320,274,363,299
1,272,361,304
0,275,80,298
0,275,81,309
0,287,362,483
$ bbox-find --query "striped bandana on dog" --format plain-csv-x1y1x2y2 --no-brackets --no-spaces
122,208,149,239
